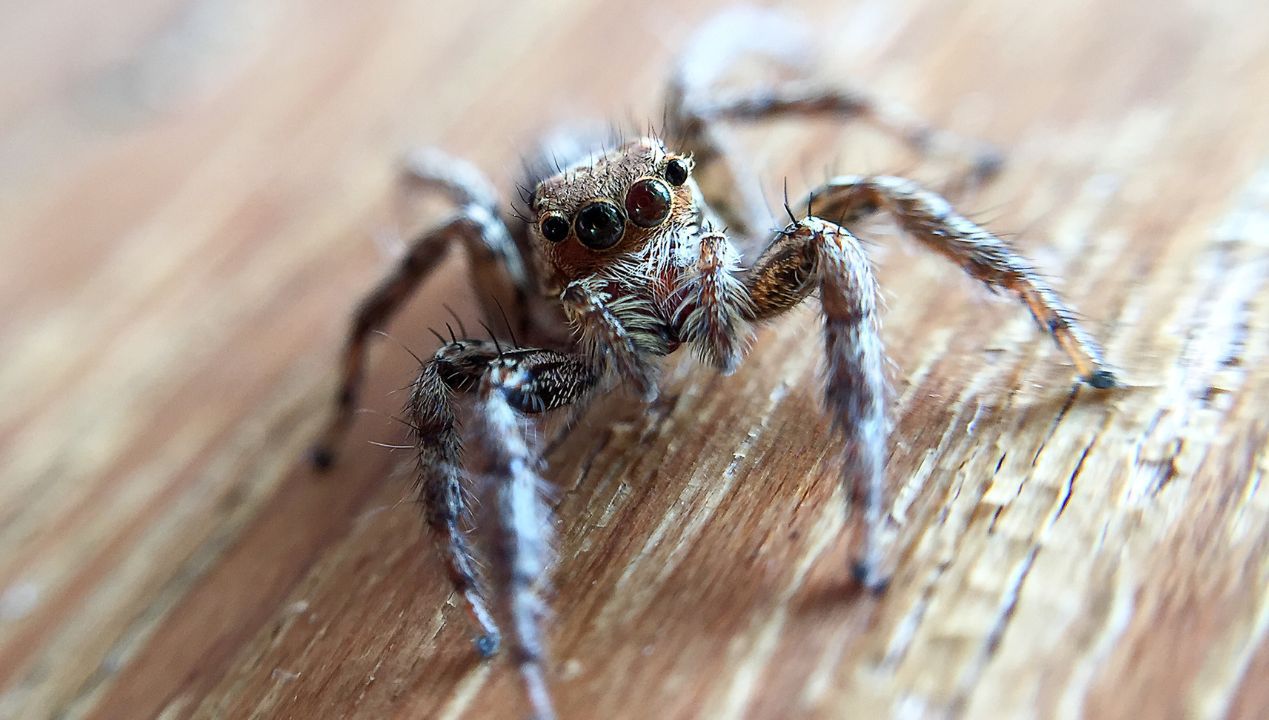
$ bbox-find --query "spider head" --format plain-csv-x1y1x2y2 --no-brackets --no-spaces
529,137,698,281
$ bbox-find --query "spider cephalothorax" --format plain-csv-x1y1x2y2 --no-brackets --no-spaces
309,9,1117,720
530,138,701,292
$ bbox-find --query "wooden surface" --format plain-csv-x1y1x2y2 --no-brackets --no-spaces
2,1,1268,718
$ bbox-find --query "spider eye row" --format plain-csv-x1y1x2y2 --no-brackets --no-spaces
538,157,690,250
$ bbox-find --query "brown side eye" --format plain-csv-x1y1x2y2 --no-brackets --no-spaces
624,178,672,228
540,213,569,242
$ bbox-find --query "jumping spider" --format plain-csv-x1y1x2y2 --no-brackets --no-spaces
309,9,1117,719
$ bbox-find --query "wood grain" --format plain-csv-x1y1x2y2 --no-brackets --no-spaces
2,1,1267,719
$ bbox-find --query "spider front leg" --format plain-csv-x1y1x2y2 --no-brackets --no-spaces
672,222,886,586
311,152,534,469
411,341,600,720
743,218,892,590
409,344,504,657
559,277,670,401
803,175,1118,388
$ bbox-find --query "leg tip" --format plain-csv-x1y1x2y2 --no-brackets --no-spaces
474,633,501,659
1085,369,1118,390
308,444,336,471
851,560,891,595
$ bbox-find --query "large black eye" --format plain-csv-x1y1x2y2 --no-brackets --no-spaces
540,213,569,243
664,157,690,186
574,201,625,250
624,178,672,228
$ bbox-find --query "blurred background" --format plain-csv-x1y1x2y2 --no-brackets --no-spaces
1,1,1267,718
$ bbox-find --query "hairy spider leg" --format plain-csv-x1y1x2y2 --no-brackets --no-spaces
687,83,1004,190
665,6,1003,249
401,148,540,334
801,175,1118,388
407,340,505,657
559,277,670,401
412,345,600,720
667,204,889,585
743,217,890,588
312,154,535,468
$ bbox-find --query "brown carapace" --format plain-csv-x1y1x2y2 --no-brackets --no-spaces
309,8,1117,719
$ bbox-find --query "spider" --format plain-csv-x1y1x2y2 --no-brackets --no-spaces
308,9,1116,719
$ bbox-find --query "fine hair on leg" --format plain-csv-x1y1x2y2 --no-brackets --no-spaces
743,216,891,588
312,155,535,469
802,175,1117,388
